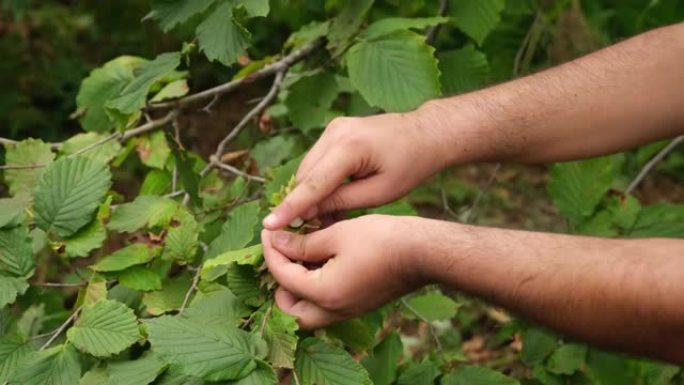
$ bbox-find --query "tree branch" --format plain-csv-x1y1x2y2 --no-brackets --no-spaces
148,39,323,111
178,265,202,315
40,306,82,351
212,159,266,183
426,0,448,45
625,135,684,196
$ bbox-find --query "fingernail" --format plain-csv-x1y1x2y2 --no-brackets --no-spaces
263,213,278,228
273,231,291,247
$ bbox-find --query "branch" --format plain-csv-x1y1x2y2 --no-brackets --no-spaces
40,306,82,351
625,135,684,196
464,163,501,224
148,39,323,111
212,159,266,183
401,297,443,350
209,70,286,170
178,265,202,315
426,0,448,45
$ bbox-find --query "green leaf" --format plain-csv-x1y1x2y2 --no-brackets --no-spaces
547,343,587,375
0,276,29,308
81,275,108,307
206,201,261,260
608,195,641,230
405,292,460,321
0,332,32,382
197,2,250,66
66,299,140,357
225,264,268,307
285,71,339,132
264,155,303,201
521,328,557,366
232,0,269,17
136,131,171,170
107,52,181,114
361,16,449,39
0,226,34,278
155,367,204,385
251,135,302,170
630,203,684,238
439,46,489,94
79,367,109,385
362,332,403,385
252,304,298,369
75,57,140,132
203,244,263,277
326,318,376,354
60,133,123,164
547,156,617,224
295,337,372,385
145,315,260,381
3,138,55,197
229,361,277,385
108,196,178,233
397,360,439,385
33,156,112,238
91,243,161,272
108,351,168,385
142,276,192,316
0,197,27,229
12,345,81,385
162,209,199,263
117,266,162,291
449,0,505,45
167,134,200,207
146,0,216,32
586,349,638,385
441,365,520,385
61,219,107,259
347,31,441,112
327,0,374,56
139,170,172,196
150,79,189,102
184,287,249,327
285,21,329,49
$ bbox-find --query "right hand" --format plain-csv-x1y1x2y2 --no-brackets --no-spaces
262,112,452,230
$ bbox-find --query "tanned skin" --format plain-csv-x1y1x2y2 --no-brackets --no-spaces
260,23,684,364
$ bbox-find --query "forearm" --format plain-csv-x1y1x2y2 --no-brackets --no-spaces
409,217,684,363
413,23,684,164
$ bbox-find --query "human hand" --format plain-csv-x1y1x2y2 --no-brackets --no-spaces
262,112,454,230
262,214,427,329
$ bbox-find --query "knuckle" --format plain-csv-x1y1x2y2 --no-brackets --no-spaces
326,117,350,134
303,174,324,193
319,292,344,311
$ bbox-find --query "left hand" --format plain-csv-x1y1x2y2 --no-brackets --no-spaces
262,214,425,329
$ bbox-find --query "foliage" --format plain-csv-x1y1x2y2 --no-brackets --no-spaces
1,0,683,384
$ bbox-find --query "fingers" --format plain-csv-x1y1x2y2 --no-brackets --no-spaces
316,177,386,214
274,288,339,329
263,147,353,230
269,230,332,263
262,230,327,302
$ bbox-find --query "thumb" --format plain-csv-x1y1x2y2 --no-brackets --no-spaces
269,230,333,263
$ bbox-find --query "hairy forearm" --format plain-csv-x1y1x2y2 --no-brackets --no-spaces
409,217,684,363
413,23,684,164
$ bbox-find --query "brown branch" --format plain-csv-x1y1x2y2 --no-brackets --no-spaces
148,39,323,111
40,306,82,351
178,265,202,315
212,159,266,183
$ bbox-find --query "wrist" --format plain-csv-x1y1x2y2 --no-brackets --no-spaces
411,96,501,166
394,216,451,286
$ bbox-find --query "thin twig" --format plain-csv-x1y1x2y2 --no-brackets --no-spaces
209,70,286,171
148,39,323,110
258,301,274,337
401,298,443,350
292,371,302,385
179,265,202,314
213,160,266,183
40,306,82,351
68,132,119,158
120,111,177,141
464,163,501,224
625,135,684,196
34,282,86,288
426,0,448,45
513,11,543,77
